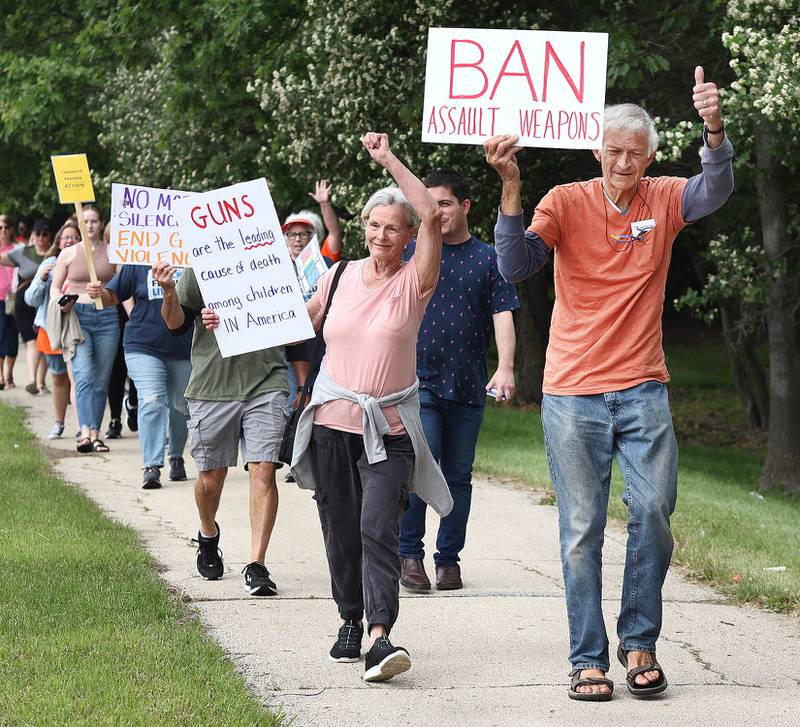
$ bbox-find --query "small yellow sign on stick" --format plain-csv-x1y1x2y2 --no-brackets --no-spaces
50,153,102,309
51,154,95,203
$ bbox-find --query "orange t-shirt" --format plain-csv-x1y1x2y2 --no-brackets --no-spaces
531,176,688,395
312,257,431,434
320,236,340,262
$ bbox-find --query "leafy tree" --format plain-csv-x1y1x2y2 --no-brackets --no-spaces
721,0,800,491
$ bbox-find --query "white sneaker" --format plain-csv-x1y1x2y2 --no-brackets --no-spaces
47,422,65,440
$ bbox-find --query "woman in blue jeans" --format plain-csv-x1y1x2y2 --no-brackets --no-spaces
89,265,192,489
24,220,82,438
50,206,119,453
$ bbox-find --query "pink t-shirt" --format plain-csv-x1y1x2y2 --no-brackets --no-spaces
0,244,15,300
312,257,432,435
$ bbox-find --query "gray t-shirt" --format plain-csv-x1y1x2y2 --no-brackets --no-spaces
177,268,288,401
7,245,45,282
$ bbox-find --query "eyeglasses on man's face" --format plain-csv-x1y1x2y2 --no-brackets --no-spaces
286,231,312,241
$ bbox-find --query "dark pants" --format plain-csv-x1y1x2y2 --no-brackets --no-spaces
310,424,413,631
107,305,137,420
399,389,485,565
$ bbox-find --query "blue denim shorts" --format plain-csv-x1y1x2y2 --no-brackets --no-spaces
45,352,67,376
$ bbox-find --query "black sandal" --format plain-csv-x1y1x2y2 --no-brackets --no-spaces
91,438,110,453
568,670,614,701
77,437,93,453
617,644,668,697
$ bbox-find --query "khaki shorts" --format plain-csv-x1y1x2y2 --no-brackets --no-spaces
187,391,289,471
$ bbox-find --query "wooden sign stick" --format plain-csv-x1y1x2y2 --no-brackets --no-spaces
74,201,103,310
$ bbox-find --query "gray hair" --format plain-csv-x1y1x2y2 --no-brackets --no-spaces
603,103,658,155
361,186,420,229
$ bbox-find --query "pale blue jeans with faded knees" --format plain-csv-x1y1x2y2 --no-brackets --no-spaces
541,380,678,673
124,352,191,468
72,303,120,430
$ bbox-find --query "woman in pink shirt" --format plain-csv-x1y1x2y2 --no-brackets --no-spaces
301,133,446,683
0,214,19,389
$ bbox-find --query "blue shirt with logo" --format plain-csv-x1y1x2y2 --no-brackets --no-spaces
106,266,192,360
410,236,520,406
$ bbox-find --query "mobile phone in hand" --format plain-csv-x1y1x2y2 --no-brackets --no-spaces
58,294,79,306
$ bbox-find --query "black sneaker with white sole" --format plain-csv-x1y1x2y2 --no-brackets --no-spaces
363,636,411,682
142,466,161,490
329,619,363,662
242,561,277,596
192,523,224,580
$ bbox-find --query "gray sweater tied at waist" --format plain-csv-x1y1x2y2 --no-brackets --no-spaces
290,365,453,517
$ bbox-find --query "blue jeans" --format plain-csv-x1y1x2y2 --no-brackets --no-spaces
399,389,485,565
125,352,191,468
71,304,120,430
541,380,678,673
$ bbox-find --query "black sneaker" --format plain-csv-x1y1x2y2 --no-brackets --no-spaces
241,561,276,596
142,466,162,490
105,418,122,439
363,636,411,682
125,395,138,432
169,457,187,481
192,523,223,580
329,619,364,663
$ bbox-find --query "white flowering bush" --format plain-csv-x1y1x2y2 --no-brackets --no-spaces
722,0,800,138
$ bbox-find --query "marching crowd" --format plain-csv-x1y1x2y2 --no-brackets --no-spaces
1,68,733,697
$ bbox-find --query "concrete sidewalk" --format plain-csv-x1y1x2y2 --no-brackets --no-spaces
4,362,800,727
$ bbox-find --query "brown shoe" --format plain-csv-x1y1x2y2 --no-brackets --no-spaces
400,558,431,591
435,563,462,590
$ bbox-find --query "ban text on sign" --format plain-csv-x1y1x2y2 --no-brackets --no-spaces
422,27,608,149
108,183,192,267
173,178,314,358
51,154,95,203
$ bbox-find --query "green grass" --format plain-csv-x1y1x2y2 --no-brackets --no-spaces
0,403,282,726
476,343,800,615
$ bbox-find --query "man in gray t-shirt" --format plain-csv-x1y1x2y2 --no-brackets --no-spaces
156,263,294,597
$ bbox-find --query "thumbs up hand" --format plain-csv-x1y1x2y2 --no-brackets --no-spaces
692,65,722,126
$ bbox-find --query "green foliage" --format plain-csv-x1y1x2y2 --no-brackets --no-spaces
0,402,281,725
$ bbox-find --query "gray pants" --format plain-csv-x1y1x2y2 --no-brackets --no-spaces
310,424,414,631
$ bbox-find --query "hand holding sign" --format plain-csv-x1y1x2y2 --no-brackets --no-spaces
483,134,523,182
152,262,178,290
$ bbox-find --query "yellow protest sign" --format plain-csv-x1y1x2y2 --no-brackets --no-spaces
51,153,95,203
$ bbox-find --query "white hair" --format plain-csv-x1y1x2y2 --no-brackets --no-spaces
604,103,658,155
360,186,419,229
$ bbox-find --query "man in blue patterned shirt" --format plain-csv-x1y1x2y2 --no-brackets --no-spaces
400,170,520,591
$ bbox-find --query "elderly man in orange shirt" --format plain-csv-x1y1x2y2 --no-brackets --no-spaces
484,67,733,701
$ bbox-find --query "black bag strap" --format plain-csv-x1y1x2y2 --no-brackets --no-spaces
297,260,348,408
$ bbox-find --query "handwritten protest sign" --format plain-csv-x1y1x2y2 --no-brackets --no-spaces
108,183,192,267
51,153,95,203
173,178,314,358
422,27,608,149
51,153,102,309
295,235,329,301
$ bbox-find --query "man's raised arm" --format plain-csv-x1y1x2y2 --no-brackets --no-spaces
484,134,550,284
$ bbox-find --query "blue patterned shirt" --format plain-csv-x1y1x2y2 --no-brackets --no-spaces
410,236,520,406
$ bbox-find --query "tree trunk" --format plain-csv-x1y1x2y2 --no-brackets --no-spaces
683,242,769,430
753,118,800,492
719,304,769,430
513,263,552,405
